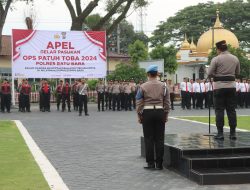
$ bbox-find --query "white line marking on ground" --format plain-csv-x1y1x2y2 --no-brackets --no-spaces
14,120,69,190
169,117,248,132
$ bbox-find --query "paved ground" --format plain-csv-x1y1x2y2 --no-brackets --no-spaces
1,104,250,190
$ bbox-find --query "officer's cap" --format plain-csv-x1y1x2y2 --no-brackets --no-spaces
146,65,158,73
216,40,227,49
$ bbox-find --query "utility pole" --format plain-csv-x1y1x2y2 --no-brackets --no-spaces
117,24,121,54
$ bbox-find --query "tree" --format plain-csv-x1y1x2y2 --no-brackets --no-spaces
107,20,149,54
107,63,146,82
0,0,12,53
128,40,148,64
208,45,250,78
150,0,250,48
150,45,178,74
64,0,148,35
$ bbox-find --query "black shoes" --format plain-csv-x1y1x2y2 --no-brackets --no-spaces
85,113,89,116
144,163,155,170
229,133,237,140
144,163,163,170
155,163,163,170
214,133,224,140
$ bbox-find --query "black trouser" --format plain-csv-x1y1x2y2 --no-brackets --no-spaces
18,93,22,111
105,92,109,109
41,93,50,111
142,109,165,165
108,93,112,109
207,91,214,107
56,94,62,110
236,91,240,108
1,94,11,112
39,92,42,111
247,92,250,108
204,92,208,108
97,92,104,111
112,94,120,111
196,93,204,109
131,92,136,109
190,93,196,109
124,93,132,111
22,94,30,111
170,93,175,109
120,93,125,110
73,93,79,110
240,92,247,108
62,94,71,111
214,88,236,133
79,95,88,114
181,91,190,109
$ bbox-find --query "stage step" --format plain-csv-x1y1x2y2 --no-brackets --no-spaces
190,167,250,185
141,133,250,185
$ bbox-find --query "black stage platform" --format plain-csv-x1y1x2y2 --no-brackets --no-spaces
141,132,250,185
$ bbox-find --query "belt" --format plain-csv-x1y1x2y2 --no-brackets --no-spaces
214,76,235,82
144,105,163,109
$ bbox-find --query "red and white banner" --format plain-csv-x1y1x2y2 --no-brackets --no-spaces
12,29,107,78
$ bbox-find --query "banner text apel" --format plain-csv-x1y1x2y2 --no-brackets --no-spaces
12,29,107,78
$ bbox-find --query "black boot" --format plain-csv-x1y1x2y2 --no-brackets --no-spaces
144,163,155,170
155,162,163,170
214,127,224,140
230,127,237,140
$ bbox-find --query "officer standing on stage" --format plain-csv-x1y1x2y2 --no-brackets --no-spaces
136,65,170,170
78,79,89,116
55,80,63,111
208,40,240,140
20,79,31,112
1,79,11,113
96,79,105,111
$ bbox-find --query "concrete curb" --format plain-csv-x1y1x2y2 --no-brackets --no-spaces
14,120,69,190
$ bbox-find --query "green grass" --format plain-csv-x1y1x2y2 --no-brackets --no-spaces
0,121,50,190
178,116,250,131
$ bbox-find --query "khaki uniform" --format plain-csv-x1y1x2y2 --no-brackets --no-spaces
167,83,175,110
96,83,105,111
124,84,132,111
78,83,89,115
208,50,240,136
111,84,121,111
136,78,170,166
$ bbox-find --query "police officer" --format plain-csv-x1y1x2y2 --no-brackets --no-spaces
136,65,170,170
208,40,240,140
166,79,175,110
130,79,136,109
55,80,63,111
108,80,113,110
96,79,105,111
124,80,132,111
1,79,11,113
72,80,80,111
111,79,121,111
78,79,89,116
62,80,71,112
20,79,31,112
41,80,51,112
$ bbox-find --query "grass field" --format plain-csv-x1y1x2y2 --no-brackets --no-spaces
0,121,50,190
178,116,250,131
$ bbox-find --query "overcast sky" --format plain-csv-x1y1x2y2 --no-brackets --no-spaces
3,0,226,35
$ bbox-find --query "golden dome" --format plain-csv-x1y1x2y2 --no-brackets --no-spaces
197,9,239,53
180,34,190,50
176,51,181,60
190,37,197,52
